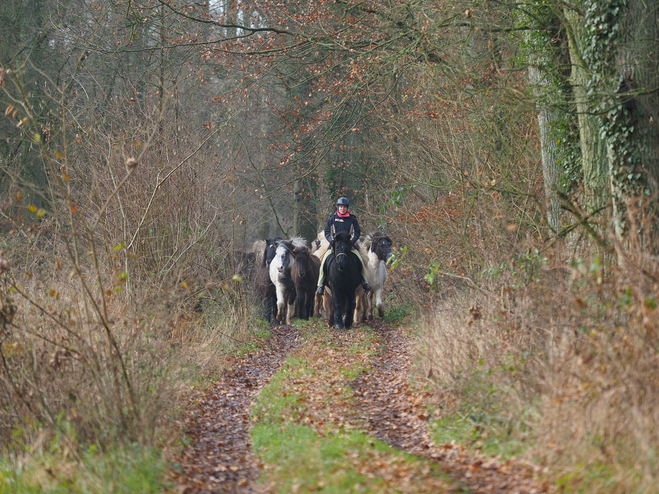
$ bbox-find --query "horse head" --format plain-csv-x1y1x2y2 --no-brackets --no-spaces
274,240,294,274
291,245,313,277
371,232,393,262
332,231,353,270
265,237,282,266
291,245,310,260
273,237,307,274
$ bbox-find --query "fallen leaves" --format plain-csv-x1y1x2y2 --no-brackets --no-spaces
169,325,300,493
348,321,548,493
171,321,547,493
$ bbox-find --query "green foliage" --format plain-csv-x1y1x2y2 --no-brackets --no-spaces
379,185,416,213
514,0,583,193
554,117,584,192
0,443,168,493
555,463,618,493
382,302,414,324
386,245,406,269
581,0,654,225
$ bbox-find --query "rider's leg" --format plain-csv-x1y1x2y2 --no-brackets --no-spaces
317,249,332,295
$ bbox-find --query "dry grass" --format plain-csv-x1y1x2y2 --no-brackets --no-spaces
0,222,259,462
416,241,659,492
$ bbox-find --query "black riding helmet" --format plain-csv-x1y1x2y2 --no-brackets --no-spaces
336,197,350,207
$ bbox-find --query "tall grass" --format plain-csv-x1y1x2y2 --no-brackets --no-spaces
0,58,261,489
417,240,659,492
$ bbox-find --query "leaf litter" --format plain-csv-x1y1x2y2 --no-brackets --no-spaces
349,320,550,494
170,325,300,493
171,321,548,493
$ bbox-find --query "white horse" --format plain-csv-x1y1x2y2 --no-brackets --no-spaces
269,237,307,324
355,233,393,321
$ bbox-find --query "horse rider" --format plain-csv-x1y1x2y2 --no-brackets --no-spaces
316,197,372,295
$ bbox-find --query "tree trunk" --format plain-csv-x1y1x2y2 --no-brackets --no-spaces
608,0,659,253
528,62,562,231
564,5,609,212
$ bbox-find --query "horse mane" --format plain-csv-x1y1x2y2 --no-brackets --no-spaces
290,236,308,248
312,231,330,259
252,239,267,268
293,245,310,255
333,230,352,245
361,234,374,252
369,232,390,252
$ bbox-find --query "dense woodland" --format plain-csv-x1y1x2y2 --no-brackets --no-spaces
1,0,659,492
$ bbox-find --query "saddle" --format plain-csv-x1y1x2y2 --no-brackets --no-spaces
324,249,362,277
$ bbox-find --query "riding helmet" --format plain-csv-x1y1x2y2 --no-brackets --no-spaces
336,197,350,207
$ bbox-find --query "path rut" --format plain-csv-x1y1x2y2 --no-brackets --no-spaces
171,325,299,493
350,321,548,494
172,321,548,493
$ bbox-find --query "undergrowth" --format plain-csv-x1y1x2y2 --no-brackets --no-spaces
0,440,167,493
418,243,659,493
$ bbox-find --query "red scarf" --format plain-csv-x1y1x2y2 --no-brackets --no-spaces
336,210,350,218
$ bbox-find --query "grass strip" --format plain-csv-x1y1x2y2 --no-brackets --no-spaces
251,321,452,493
0,443,168,494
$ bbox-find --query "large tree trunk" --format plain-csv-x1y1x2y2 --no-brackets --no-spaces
608,0,659,253
528,62,562,231
564,5,609,213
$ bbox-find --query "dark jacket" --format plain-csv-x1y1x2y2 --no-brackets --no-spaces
324,212,361,244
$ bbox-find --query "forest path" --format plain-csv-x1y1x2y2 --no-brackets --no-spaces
172,321,547,493
171,325,300,493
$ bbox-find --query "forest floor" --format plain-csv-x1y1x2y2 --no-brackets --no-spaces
170,320,550,493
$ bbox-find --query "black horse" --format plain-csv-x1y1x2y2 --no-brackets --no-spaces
325,231,362,329
252,237,281,323
291,245,321,320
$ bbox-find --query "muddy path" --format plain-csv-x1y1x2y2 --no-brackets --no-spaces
350,321,548,494
171,325,300,494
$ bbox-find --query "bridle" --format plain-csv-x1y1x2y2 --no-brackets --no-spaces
334,251,348,271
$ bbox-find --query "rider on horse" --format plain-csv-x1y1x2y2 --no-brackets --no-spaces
316,197,372,295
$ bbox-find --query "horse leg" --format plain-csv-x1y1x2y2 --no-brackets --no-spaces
305,292,314,320
286,290,296,325
271,295,279,322
265,296,272,323
314,292,323,318
297,291,306,320
375,288,385,318
275,284,286,322
354,288,363,323
367,291,374,320
333,294,344,330
323,290,333,327
345,294,356,329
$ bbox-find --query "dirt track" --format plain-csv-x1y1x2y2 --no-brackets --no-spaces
172,322,547,493
171,326,299,493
